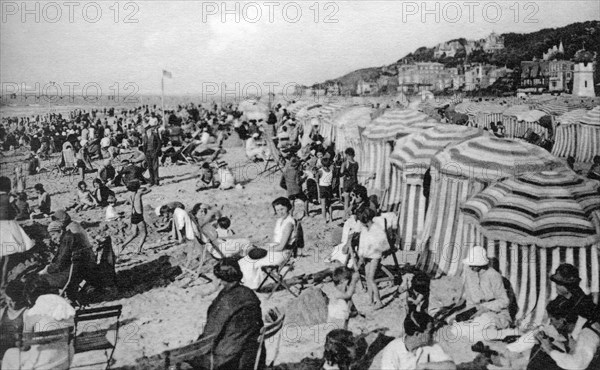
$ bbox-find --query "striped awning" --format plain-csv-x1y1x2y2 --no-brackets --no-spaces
537,102,571,116
390,125,488,172
431,136,565,181
579,106,600,126
556,109,588,126
461,170,600,248
478,102,507,114
454,102,473,114
318,103,349,123
362,109,438,141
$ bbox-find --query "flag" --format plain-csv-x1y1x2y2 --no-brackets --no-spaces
162,70,172,79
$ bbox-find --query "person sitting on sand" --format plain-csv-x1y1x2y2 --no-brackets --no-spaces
51,209,94,252
184,258,265,370
38,221,98,300
109,159,147,187
196,162,220,191
214,161,235,190
379,311,456,370
215,216,234,238
160,205,197,244
13,192,31,221
72,181,97,211
0,280,27,360
119,180,148,254
97,159,116,184
91,178,115,207
246,132,270,162
30,183,51,218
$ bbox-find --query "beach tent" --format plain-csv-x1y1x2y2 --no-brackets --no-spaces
318,103,351,144
418,136,567,277
501,105,532,138
330,106,373,162
389,126,489,250
513,109,549,138
361,109,438,194
576,106,600,162
551,109,588,158
461,170,600,326
472,102,506,130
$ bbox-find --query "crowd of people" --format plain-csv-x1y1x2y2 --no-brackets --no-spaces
0,99,599,370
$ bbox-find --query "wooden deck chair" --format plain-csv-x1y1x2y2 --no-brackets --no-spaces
73,305,122,370
256,222,303,299
16,327,74,370
376,215,402,285
254,308,285,370
180,141,201,164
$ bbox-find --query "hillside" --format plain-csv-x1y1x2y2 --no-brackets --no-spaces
319,21,600,92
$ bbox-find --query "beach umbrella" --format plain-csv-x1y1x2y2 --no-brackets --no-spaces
330,106,372,160
552,109,588,158
576,106,600,162
537,101,571,116
501,105,532,138
454,102,472,115
388,125,489,250
361,109,438,194
419,136,567,277
512,109,549,138
318,103,350,142
461,170,600,325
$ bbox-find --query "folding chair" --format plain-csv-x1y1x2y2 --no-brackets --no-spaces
256,222,303,299
58,143,78,176
73,305,122,370
15,327,74,370
254,308,285,370
260,130,286,176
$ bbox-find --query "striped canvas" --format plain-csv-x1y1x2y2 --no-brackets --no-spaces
362,109,438,141
461,170,600,248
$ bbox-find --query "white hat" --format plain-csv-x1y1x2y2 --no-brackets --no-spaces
462,246,489,266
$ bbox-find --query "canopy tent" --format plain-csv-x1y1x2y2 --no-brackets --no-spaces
389,125,489,250
500,105,532,138
551,109,588,158
418,136,567,277
471,103,507,130
361,109,438,193
461,170,600,326
511,109,550,138
576,106,600,162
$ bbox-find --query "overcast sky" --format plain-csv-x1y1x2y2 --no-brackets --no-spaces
1,1,599,95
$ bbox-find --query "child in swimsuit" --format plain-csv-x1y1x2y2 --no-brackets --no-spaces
119,180,148,254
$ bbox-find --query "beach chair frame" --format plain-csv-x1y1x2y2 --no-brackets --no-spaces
73,305,122,370
254,308,285,370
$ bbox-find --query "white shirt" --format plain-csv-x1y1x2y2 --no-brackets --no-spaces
380,338,451,370
172,208,197,241
550,326,600,370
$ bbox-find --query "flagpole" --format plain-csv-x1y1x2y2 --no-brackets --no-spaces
161,73,165,128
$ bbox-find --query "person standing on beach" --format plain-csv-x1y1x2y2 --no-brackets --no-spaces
142,119,161,186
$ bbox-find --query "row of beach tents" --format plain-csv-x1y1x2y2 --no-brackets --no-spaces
239,96,600,327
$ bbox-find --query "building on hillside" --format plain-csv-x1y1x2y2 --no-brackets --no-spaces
377,75,399,94
520,53,575,93
572,49,596,97
325,82,342,96
543,41,565,61
433,41,464,58
464,64,497,91
548,60,574,92
356,79,377,95
397,62,456,93
482,32,504,52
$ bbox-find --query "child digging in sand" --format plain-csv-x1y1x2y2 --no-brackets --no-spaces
119,180,148,254
328,266,360,330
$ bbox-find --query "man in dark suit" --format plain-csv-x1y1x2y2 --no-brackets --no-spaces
142,118,162,186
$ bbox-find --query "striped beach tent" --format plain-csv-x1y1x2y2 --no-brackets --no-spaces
514,109,549,138
537,101,571,116
551,109,588,158
318,103,350,144
576,106,600,162
389,125,489,251
461,170,600,326
453,102,473,115
501,105,531,138
473,103,506,130
361,109,438,193
418,137,567,277
330,106,373,172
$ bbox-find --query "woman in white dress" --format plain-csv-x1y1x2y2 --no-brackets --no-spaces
239,197,296,290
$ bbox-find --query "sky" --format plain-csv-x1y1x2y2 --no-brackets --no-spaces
1,0,599,96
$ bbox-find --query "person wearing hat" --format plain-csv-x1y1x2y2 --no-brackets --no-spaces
38,220,97,300
550,264,599,340
52,209,93,252
183,258,264,370
380,311,455,370
450,245,511,342
141,119,161,186
528,297,600,370
245,132,269,162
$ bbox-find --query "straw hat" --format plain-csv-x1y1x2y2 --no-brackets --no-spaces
462,245,489,266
